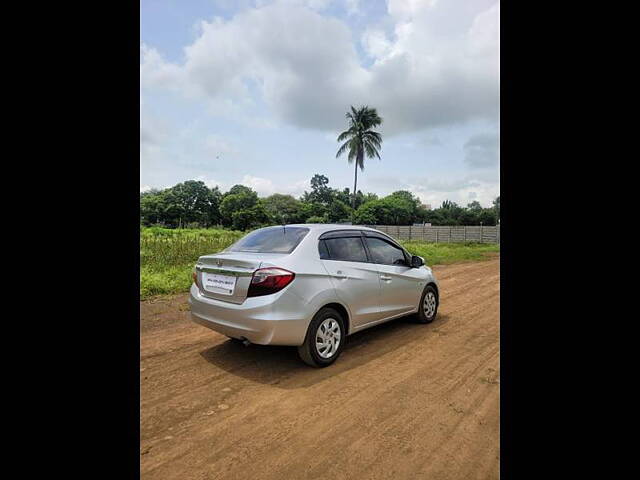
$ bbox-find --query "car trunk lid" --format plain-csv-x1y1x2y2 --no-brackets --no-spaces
195,252,288,304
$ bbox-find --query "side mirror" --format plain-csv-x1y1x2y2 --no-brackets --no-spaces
411,255,424,268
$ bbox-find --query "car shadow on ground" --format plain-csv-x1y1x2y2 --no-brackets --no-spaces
199,313,451,390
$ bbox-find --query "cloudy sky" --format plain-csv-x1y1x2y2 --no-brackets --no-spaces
140,0,500,207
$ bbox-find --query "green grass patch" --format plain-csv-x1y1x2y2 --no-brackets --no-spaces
140,228,244,299
140,265,194,299
401,241,500,266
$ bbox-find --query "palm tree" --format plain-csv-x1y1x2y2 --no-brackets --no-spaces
336,106,383,210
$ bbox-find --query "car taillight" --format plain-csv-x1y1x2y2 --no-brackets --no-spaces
192,271,198,286
247,267,295,297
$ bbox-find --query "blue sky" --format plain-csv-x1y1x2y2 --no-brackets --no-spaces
140,0,500,207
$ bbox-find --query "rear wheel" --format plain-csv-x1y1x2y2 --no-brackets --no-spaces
417,285,438,323
298,307,345,367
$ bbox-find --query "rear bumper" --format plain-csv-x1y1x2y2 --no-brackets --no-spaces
188,283,310,346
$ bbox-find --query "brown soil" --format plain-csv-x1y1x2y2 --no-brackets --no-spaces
140,258,500,479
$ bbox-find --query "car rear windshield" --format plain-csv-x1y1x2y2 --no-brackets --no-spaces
226,227,310,254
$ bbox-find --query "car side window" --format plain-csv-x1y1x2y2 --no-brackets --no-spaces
318,240,330,259
323,237,368,263
364,237,408,266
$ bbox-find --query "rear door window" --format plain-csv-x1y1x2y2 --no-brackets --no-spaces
226,227,309,253
318,240,330,259
323,237,368,262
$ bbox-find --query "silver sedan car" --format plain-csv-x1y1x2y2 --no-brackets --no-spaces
189,224,439,367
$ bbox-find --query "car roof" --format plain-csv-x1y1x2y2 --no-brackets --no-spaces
269,223,405,251
284,223,381,233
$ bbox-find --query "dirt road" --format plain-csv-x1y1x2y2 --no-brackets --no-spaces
140,258,500,480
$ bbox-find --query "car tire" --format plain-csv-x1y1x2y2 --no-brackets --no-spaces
417,285,438,324
298,307,346,368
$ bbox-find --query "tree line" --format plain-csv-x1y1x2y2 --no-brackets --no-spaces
140,174,500,230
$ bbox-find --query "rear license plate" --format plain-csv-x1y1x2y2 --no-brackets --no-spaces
202,273,237,295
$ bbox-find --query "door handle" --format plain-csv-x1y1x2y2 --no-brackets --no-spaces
334,270,348,279
380,275,391,281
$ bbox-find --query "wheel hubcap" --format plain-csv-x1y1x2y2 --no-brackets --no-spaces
316,318,341,359
423,292,437,317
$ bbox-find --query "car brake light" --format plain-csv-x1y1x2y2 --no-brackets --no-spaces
192,271,198,286
247,267,295,297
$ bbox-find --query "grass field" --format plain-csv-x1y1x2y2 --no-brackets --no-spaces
401,241,500,265
140,227,244,299
140,227,500,299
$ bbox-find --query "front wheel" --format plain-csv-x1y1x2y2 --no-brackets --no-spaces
417,285,438,324
297,307,345,367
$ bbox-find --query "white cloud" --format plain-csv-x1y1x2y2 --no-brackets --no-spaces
140,108,166,146
204,134,239,159
140,44,184,91
241,175,309,197
140,0,500,135
194,176,228,191
387,0,438,20
272,0,335,10
422,133,443,146
469,1,500,58
367,173,499,208
410,178,499,208
366,0,500,133
241,175,276,196
361,28,393,59
140,100,170,163
302,0,333,10
345,0,361,16
193,174,310,198
463,132,499,168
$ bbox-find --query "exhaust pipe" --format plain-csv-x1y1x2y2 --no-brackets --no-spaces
241,338,251,347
